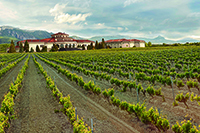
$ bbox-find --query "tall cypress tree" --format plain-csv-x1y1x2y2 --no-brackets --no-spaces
9,40,16,53
101,38,105,49
36,45,40,52
24,40,29,52
95,40,98,49
19,42,23,53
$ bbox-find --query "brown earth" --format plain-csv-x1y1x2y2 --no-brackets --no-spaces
8,55,73,133
44,57,200,132
0,56,27,105
36,56,162,133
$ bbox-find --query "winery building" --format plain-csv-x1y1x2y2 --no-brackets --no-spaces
17,32,95,52
105,39,145,48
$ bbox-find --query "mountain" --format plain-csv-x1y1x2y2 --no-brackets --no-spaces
89,35,200,44
69,35,86,40
0,26,53,44
0,25,199,44
89,35,132,42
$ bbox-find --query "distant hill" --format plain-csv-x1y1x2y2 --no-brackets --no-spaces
0,36,20,44
89,35,200,44
0,25,199,45
69,35,86,40
0,26,53,44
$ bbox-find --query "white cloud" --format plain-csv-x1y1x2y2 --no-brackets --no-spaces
188,12,200,18
84,22,88,25
49,3,67,16
117,27,123,30
49,3,92,24
0,2,18,21
91,23,116,30
124,0,144,7
54,13,92,24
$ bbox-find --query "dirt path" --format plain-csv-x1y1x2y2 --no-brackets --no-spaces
8,56,73,133
0,56,27,105
36,56,144,133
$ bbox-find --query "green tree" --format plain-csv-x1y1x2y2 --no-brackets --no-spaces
145,42,148,47
24,40,29,52
19,42,23,53
9,40,16,53
95,40,98,49
41,46,47,52
98,42,101,49
101,38,106,49
163,43,166,46
30,47,34,52
36,45,40,52
147,41,152,47
82,44,85,50
50,44,58,52
1,43,10,52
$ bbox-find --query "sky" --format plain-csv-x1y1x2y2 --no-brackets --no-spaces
0,0,200,40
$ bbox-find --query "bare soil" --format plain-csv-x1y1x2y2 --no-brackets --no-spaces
0,56,26,105
36,56,160,133
47,58,200,132
8,56,73,133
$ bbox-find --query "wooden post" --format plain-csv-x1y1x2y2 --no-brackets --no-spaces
170,76,175,102
91,118,93,133
137,87,139,104
75,107,77,120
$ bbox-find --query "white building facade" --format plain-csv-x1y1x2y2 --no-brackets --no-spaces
17,32,95,52
105,39,145,48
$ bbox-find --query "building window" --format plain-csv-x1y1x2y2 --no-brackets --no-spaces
40,45,44,47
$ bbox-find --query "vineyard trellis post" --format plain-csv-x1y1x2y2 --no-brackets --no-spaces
75,107,77,120
136,87,139,103
170,76,175,102
91,118,94,133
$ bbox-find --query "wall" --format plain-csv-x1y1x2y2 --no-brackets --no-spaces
140,42,145,47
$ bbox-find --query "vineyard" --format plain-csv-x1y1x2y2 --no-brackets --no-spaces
0,46,200,133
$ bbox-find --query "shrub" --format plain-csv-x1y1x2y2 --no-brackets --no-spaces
146,85,155,97
119,101,129,110
177,80,185,89
175,92,190,108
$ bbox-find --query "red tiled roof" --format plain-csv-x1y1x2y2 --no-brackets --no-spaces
51,32,69,36
76,40,95,43
17,38,94,44
105,39,145,43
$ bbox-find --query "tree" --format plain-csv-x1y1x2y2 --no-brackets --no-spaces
163,43,166,46
82,44,85,50
9,40,16,53
19,42,23,53
30,47,34,52
95,40,98,49
147,41,152,47
36,45,40,52
98,42,101,49
24,40,29,52
145,42,148,47
101,38,106,49
41,46,47,52
87,42,94,50
1,43,10,52
50,44,58,52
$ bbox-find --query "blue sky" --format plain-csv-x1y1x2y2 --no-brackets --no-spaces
0,0,200,40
